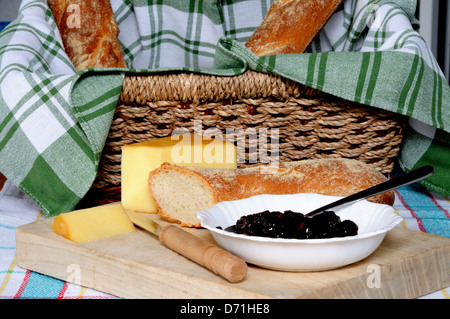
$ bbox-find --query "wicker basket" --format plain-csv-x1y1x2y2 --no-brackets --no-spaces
81,70,405,206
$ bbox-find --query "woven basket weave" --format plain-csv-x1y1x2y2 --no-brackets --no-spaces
83,70,405,205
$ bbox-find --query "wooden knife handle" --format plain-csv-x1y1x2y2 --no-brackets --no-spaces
158,225,247,283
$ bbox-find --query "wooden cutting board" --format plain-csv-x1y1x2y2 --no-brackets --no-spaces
16,213,450,299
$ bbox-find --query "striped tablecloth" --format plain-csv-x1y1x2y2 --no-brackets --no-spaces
0,180,116,299
1,168,449,299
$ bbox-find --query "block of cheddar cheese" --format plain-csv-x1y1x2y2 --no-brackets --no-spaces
52,202,136,244
121,133,237,213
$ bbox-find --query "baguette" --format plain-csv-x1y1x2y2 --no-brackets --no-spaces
245,0,343,56
148,158,394,227
48,0,127,71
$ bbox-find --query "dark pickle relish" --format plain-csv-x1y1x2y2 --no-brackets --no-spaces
221,210,358,239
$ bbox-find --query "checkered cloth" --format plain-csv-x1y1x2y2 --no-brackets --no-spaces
0,1,449,220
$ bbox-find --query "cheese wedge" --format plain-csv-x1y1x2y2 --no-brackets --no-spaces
121,133,237,213
52,203,136,244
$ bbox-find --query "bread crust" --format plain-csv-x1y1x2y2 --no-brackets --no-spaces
148,159,395,227
48,0,127,71
148,163,217,226
245,0,344,56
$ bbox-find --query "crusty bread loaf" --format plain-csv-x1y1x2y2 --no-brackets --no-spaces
148,158,394,227
48,0,127,71
245,0,343,56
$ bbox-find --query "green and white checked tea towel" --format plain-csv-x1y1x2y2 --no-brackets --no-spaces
0,0,449,217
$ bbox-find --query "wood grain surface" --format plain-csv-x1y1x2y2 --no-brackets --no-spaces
16,213,450,299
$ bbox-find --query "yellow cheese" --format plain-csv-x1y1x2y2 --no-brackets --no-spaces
52,203,136,244
121,133,237,213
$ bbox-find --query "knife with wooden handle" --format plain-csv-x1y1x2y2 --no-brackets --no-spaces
124,209,247,283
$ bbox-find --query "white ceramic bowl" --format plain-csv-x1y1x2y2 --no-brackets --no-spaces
197,193,402,272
